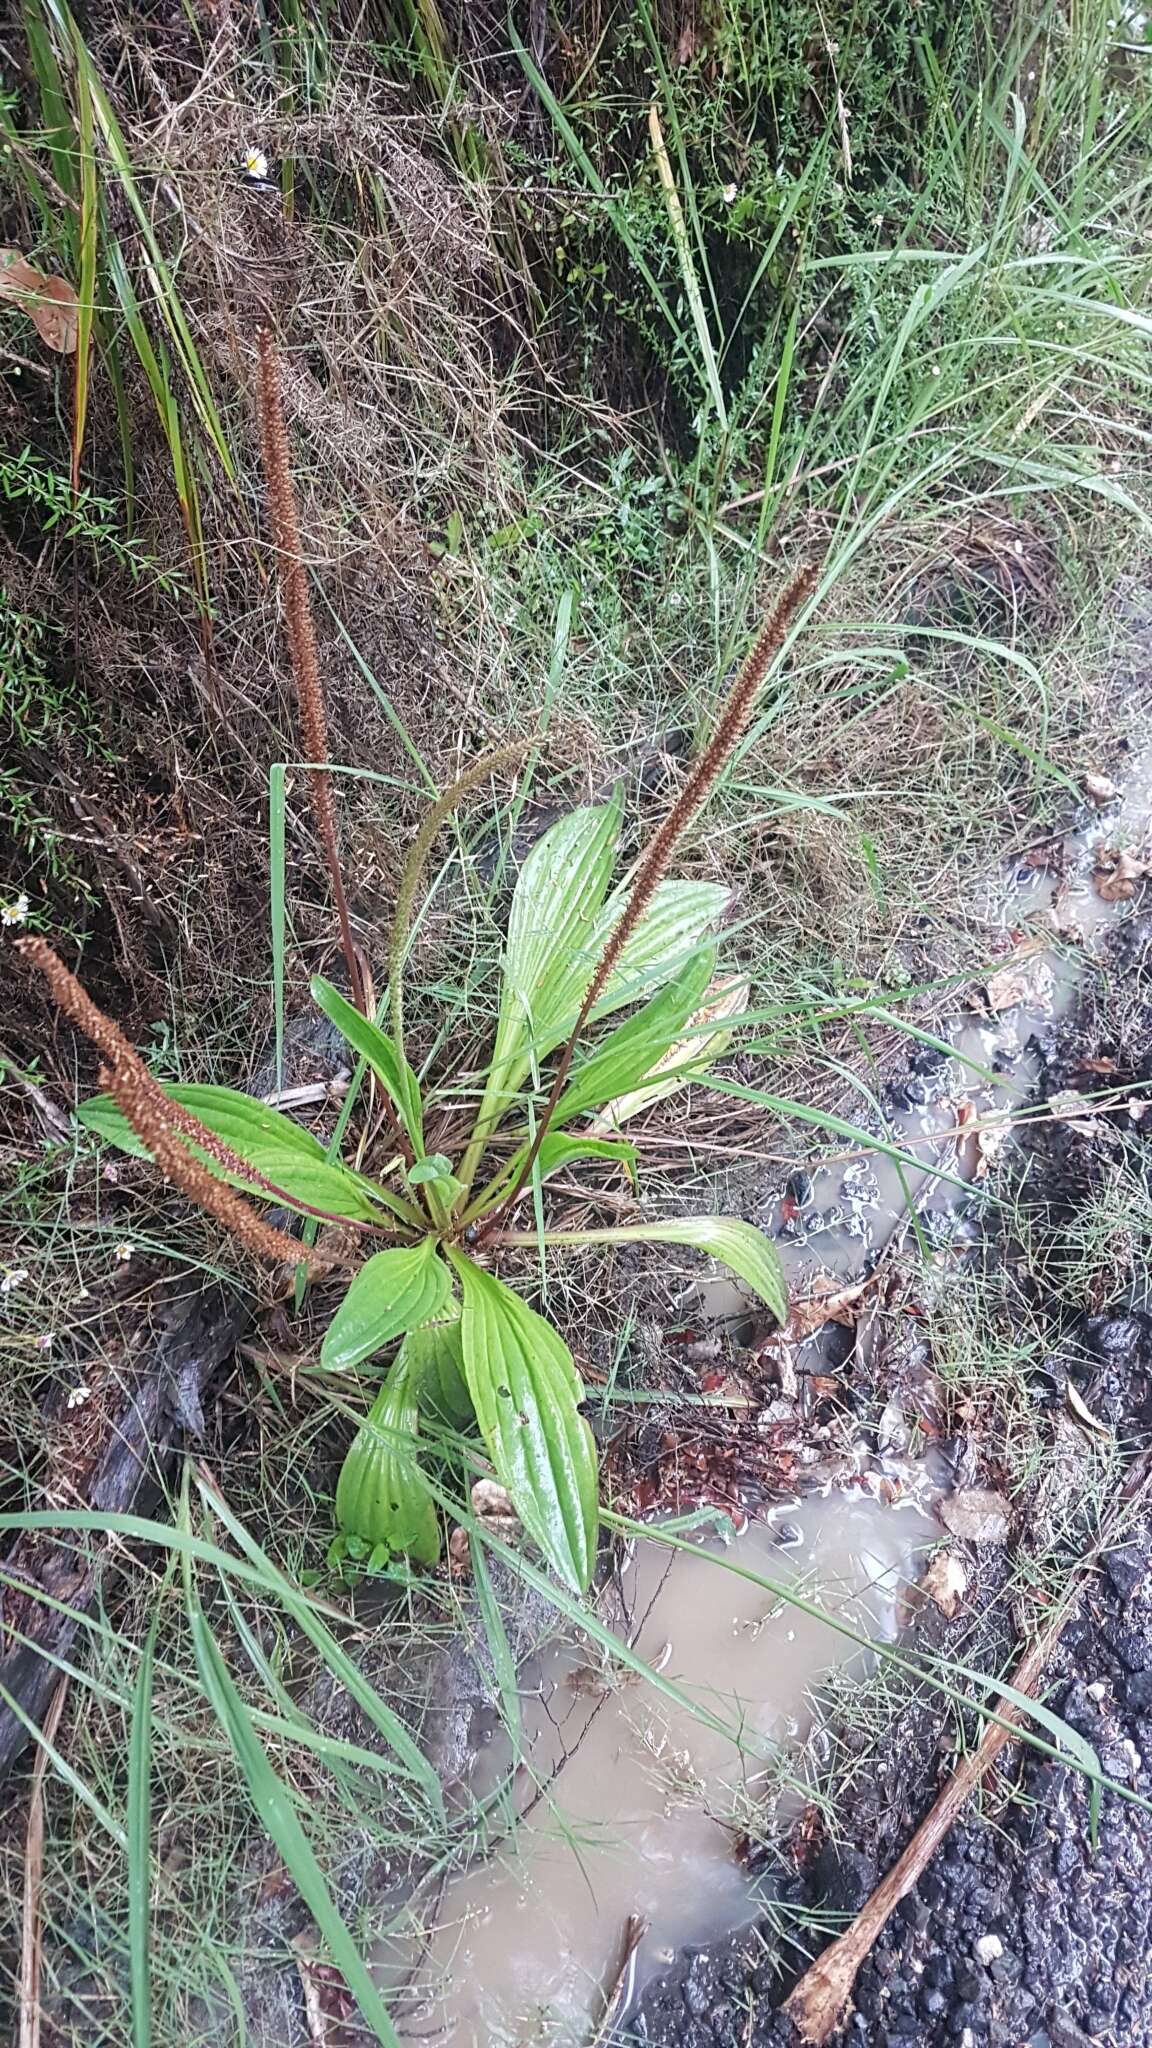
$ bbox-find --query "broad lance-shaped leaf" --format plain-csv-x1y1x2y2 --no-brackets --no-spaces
521,1217,787,1326
467,1131,637,1217
464,805,728,1191
554,943,718,1124
584,877,730,1029
403,1315,472,1427
322,1239,452,1371
466,800,622,1161
78,1082,401,1223
310,976,424,1149
336,1350,441,1566
81,1081,325,1159
587,974,749,1133
446,1249,598,1593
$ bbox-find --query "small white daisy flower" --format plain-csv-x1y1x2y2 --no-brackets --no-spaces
1,893,29,927
721,182,738,203
1,1267,28,1294
113,1241,134,1264
930,363,941,377
36,1332,55,1352
66,1383,93,1410
242,146,269,181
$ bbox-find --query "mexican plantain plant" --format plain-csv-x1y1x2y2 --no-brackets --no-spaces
18,333,816,1597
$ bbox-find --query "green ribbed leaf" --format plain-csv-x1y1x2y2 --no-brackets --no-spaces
554,942,717,1122
446,1250,598,1592
335,1351,440,1566
78,1083,398,1223
310,977,424,1149
403,1316,472,1427
321,1240,452,1372
555,1217,787,1323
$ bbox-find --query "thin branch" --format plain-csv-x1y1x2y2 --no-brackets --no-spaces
387,738,538,1073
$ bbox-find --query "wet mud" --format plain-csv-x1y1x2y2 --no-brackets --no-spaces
629,918,1152,2048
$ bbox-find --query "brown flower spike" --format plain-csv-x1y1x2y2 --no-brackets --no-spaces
17,938,325,1272
255,327,363,1013
481,563,820,1234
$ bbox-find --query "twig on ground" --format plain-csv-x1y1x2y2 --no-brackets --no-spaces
782,1465,1152,2044
18,1679,69,2048
587,1913,649,2048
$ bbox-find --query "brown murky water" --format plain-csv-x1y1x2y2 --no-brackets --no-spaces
386,1498,935,2045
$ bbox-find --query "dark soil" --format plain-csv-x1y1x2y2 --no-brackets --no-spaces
627,917,1152,2048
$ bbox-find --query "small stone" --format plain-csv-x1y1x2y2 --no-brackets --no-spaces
940,1488,1012,1546
974,1933,1004,1966
1101,1743,1134,1780
1086,1679,1108,1701
1125,1670,1152,1711
1104,1544,1146,1603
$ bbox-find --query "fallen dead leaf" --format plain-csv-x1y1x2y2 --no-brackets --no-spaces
976,943,1054,1015
786,1274,870,1339
921,1548,969,1617
1048,1089,1104,1127
1065,1380,1110,1438
1093,844,1152,902
939,1488,1011,1546
0,248,78,352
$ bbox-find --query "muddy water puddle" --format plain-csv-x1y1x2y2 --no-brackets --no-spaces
743,744,1152,1297
387,1497,935,2045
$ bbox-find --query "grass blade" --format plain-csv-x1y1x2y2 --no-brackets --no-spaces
184,1585,403,2048
128,1606,159,2048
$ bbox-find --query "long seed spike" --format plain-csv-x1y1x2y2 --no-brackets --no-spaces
17,938,327,1273
476,564,819,1238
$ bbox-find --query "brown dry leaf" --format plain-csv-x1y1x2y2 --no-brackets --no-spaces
939,1488,1011,1546
787,1274,869,1340
977,942,1053,1015
0,248,78,352
921,1548,969,1618
1094,845,1151,902
1065,1380,1110,1439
